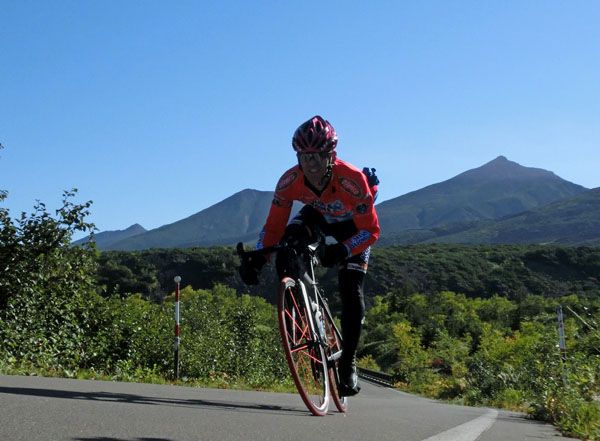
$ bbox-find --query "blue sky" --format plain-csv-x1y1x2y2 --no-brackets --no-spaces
1,1,599,240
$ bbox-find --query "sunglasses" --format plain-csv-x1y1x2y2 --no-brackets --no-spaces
298,152,331,163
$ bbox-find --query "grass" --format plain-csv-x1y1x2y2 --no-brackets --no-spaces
0,359,297,393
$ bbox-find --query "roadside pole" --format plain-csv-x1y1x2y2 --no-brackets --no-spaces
174,275,181,380
557,305,569,386
557,305,567,362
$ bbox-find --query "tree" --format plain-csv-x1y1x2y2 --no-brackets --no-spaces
0,187,99,369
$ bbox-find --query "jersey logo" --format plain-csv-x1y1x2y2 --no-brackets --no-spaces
338,177,362,198
309,199,345,214
277,171,298,191
348,230,371,248
346,262,368,273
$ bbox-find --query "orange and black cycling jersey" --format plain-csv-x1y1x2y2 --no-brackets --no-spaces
257,158,380,257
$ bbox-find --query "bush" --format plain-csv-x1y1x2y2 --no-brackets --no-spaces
0,189,100,369
530,352,600,440
0,187,290,389
361,289,600,439
171,285,290,388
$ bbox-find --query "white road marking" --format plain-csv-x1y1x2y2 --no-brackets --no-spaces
420,409,498,441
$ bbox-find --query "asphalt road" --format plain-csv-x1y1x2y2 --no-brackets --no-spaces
0,374,572,441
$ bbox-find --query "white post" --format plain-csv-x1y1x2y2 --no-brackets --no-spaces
174,275,181,379
557,305,566,361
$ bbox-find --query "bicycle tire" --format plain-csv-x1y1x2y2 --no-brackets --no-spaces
278,277,330,416
322,302,348,413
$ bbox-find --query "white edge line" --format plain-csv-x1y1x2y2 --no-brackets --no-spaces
420,409,499,441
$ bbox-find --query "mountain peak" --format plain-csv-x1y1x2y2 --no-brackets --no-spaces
458,156,554,181
73,223,147,247
125,223,146,232
376,156,587,234
488,155,508,163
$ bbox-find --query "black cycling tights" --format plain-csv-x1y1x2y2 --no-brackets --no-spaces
338,260,366,366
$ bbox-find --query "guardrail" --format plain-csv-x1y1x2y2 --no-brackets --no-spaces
357,367,396,387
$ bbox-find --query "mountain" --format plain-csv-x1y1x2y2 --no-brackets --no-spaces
375,156,587,233
83,157,595,251
417,187,600,246
73,223,147,248
103,189,273,251
101,190,303,251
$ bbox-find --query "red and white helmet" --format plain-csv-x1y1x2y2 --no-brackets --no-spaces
292,115,338,153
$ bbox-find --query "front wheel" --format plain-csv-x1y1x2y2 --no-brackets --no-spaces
278,277,329,416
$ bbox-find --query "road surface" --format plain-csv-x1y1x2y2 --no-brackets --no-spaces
0,374,571,441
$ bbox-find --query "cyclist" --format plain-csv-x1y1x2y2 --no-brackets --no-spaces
240,115,380,396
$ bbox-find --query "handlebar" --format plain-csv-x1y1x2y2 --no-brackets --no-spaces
236,233,325,262
236,242,281,260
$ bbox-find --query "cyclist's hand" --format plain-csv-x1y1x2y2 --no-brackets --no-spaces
239,254,266,285
321,243,350,267
281,223,312,250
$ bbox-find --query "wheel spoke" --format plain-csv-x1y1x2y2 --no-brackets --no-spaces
285,307,309,340
290,344,308,353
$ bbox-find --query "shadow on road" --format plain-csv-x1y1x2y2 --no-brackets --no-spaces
495,411,553,426
73,438,173,441
0,385,305,416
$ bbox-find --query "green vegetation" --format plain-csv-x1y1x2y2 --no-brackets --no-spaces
1,284,292,391
95,247,244,303
359,290,600,439
0,189,98,372
91,244,600,314
368,244,600,301
1,187,598,438
0,190,292,391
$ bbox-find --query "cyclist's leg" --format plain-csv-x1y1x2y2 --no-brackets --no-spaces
322,300,348,412
275,205,324,279
337,247,369,395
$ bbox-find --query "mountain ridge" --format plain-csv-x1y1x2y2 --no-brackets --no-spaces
106,189,274,250
79,156,595,250
375,156,586,233
425,187,600,245
74,223,147,248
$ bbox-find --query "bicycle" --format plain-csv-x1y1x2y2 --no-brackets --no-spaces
237,236,348,416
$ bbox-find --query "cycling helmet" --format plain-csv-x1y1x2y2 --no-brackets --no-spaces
292,115,338,153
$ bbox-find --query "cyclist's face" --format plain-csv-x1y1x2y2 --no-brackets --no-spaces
298,152,332,183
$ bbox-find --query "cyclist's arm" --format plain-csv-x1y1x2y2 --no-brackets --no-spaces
257,198,292,250
341,184,380,257
257,168,300,250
